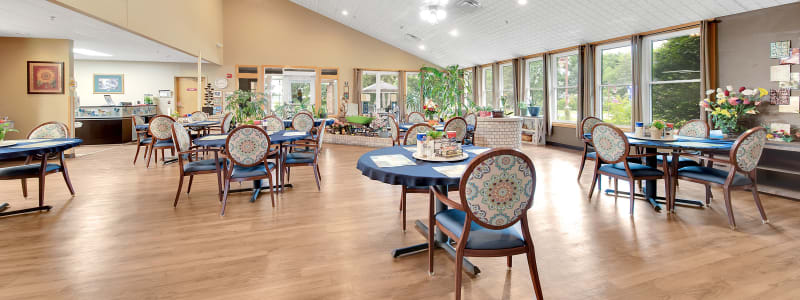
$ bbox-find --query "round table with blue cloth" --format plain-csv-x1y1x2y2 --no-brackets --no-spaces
282,118,335,129
356,145,487,275
135,124,149,131
399,123,475,132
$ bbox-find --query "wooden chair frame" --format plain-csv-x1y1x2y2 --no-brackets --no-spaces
5,151,75,214
282,124,325,191
291,112,315,132
146,115,176,168
444,117,468,143
577,117,602,180
171,124,224,211
132,116,150,165
22,121,70,195
221,125,278,214
263,115,285,132
428,149,544,300
387,115,403,146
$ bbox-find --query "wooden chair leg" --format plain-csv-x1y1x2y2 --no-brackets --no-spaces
186,175,194,194
268,172,275,207
629,180,636,215
588,170,599,199
722,187,736,230
507,256,513,269
315,164,322,181
613,178,619,200
577,145,588,181
525,242,545,300
221,178,230,216
750,183,769,224
38,172,46,207
705,185,712,205
133,144,142,165
401,187,407,231
312,164,321,191
400,186,406,211
174,175,184,207
60,158,75,195
21,178,28,198
216,166,223,203
428,190,435,276
147,146,155,168
454,248,464,300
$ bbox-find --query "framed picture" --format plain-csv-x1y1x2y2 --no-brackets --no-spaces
212,90,222,97
158,90,173,98
770,40,791,58
27,61,64,94
93,74,124,94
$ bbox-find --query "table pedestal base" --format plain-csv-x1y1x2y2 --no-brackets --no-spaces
227,183,294,202
390,219,481,276
603,189,705,212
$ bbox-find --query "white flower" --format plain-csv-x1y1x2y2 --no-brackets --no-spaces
726,85,733,91
742,89,754,96
705,90,714,95
716,88,723,94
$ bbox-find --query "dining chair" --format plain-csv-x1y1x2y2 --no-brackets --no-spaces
282,123,325,191
398,123,439,231
444,117,468,143
221,125,278,213
132,116,151,165
220,112,233,134
669,127,769,229
588,123,671,215
577,116,603,180
292,112,315,133
657,119,709,169
2,149,75,210
463,113,477,144
428,149,544,300
21,121,71,198
190,111,208,121
146,115,176,168
264,115,285,132
170,123,224,210
386,115,402,146
407,111,426,123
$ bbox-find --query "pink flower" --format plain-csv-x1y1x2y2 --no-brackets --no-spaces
743,99,750,105
728,97,739,105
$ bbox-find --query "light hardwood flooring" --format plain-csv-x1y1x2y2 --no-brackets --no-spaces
0,143,798,299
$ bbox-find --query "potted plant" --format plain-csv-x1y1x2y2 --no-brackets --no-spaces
0,122,18,141
224,90,268,126
143,96,153,105
420,65,469,118
701,86,767,136
649,120,666,139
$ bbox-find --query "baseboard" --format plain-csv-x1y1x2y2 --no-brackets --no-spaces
546,141,583,151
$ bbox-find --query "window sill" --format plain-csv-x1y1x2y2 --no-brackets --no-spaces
551,122,577,128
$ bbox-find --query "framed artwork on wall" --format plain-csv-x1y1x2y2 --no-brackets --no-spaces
93,74,125,94
27,61,64,94
770,40,791,58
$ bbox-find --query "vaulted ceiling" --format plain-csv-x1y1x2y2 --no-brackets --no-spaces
291,0,797,67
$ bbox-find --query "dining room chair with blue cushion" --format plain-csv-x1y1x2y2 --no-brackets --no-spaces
292,112,314,133
588,123,671,215
264,115,284,133
656,119,709,169
444,117,468,143
132,116,151,165
21,121,71,196
397,123,441,231
221,125,277,214
428,149,544,300
577,117,603,180
407,111,426,123
1,149,75,213
170,123,224,210
387,115,402,146
146,115,176,168
670,127,769,229
463,113,477,144
190,111,208,122
282,123,325,191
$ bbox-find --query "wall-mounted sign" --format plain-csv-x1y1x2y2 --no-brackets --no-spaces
226,73,232,78
187,88,197,91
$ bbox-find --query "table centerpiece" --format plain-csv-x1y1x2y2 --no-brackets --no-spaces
701,86,767,136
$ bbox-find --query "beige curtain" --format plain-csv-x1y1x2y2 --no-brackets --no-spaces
353,69,362,115
513,58,524,115
492,63,500,109
399,70,407,119
700,20,717,123
630,35,643,128
542,54,552,135
577,44,595,137
472,66,479,107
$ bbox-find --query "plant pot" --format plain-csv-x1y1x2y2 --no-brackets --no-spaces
527,106,540,117
479,111,492,117
492,110,504,118
649,128,663,139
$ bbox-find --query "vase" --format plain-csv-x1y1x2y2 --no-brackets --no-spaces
527,106,540,117
649,128,663,139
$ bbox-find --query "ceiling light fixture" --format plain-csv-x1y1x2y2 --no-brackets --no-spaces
418,44,426,50
419,0,448,24
341,10,348,16
518,0,527,4
73,48,112,57
449,29,459,37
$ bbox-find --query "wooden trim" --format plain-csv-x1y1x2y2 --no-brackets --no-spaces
638,21,700,37
496,59,513,64
591,35,633,46
548,45,580,54
522,52,546,59
551,122,577,128
235,64,259,79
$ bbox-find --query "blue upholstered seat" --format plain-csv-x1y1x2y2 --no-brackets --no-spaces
587,152,597,159
285,152,315,164
0,163,61,177
657,155,700,168
154,139,174,147
587,151,641,164
435,209,526,250
677,166,752,186
231,163,275,179
139,137,152,145
183,158,225,173
599,162,664,177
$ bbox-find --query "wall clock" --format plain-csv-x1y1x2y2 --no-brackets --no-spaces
214,78,228,89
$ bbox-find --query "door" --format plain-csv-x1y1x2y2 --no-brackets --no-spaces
176,77,203,116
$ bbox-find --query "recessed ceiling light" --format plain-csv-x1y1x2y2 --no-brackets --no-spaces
418,44,426,50
341,10,348,16
73,48,112,57
449,29,459,37
518,0,528,5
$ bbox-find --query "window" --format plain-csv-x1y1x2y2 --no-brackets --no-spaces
523,57,544,116
463,69,473,106
549,51,579,123
481,66,493,106
499,62,514,113
406,72,421,112
321,79,337,116
264,67,316,115
643,28,701,126
595,42,632,126
362,71,399,114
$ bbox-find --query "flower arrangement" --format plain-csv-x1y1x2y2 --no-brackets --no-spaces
650,120,666,130
426,130,445,139
0,122,18,141
701,86,767,134
422,100,439,121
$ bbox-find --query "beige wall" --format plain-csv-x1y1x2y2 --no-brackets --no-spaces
50,0,224,65
0,37,73,140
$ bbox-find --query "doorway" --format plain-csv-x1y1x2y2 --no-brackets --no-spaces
175,77,206,116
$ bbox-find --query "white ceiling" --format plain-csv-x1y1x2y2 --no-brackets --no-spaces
291,0,798,67
0,0,197,63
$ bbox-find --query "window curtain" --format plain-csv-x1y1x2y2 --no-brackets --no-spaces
513,58,524,115
700,20,717,122
630,35,644,128
542,54,552,135
353,69,362,116
577,44,595,138
472,66,480,107
399,70,407,119
492,63,501,109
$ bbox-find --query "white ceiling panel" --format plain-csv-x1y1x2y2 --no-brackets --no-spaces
291,0,798,67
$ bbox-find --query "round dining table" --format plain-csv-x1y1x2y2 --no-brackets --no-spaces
0,138,83,216
356,145,488,275
193,130,310,202
282,118,335,129
399,123,475,132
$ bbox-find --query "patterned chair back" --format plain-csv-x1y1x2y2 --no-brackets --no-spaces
171,123,192,153
679,120,709,138
403,124,434,145
225,125,272,167
460,149,536,229
148,115,175,140
264,115,284,132
407,112,426,123
579,117,603,141
190,111,208,121
28,121,69,139
221,113,233,134
444,117,468,143
133,115,146,127
386,115,400,143
316,123,326,151
463,113,477,127
591,123,629,164
292,112,314,132
730,127,767,173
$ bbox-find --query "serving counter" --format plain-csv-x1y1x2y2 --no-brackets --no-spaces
75,105,156,145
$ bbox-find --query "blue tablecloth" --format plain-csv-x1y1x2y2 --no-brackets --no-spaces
185,120,219,127
283,118,335,129
193,130,310,147
399,123,475,132
0,138,83,160
584,133,733,151
135,124,148,131
356,145,487,187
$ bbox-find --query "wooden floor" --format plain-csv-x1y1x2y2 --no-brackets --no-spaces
1,143,799,299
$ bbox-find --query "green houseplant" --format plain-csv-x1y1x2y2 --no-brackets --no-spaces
0,122,18,141
224,90,268,125
420,65,470,118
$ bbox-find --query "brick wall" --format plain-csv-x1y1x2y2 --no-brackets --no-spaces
323,134,394,148
474,117,522,149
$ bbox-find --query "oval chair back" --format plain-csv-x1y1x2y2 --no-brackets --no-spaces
730,127,767,173
220,113,233,134
407,111,426,123
403,123,434,145
463,113,477,128
264,115,284,132
679,119,710,138
190,111,208,121
459,148,536,229
591,123,629,164
315,123,326,152
386,115,400,144
28,121,69,139
148,115,175,141
579,117,603,142
133,115,146,127
225,125,272,167
444,117,468,143
292,112,314,132
171,123,192,153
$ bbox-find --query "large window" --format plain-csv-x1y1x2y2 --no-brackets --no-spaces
643,28,701,126
321,79,337,116
523,57,544,116
406,72,421,112
499,62,514,113
264,68,316,115
362,71,399,114
481,66,493,106
549,51,579,123
463,69,473,106
595,42,632,126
